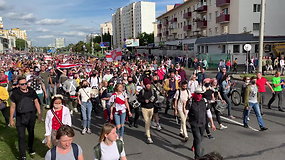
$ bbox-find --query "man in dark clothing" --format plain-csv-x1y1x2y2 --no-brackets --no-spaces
216,67,227,86
178,66,187,82
188,87,216,159
9,77,41,160
138,78,157,144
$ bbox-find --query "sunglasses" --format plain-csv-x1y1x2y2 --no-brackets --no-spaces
19,83,27,86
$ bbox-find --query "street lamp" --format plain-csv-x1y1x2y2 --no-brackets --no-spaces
258,0,266,73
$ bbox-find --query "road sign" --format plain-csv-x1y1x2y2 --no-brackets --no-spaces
244,44,252,52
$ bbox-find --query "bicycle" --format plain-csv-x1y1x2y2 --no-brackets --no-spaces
229,85,241,106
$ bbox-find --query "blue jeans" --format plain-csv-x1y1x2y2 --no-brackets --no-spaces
114,112,126,138
243,102,265,128
81,101,92,129
45,84,50,105
222,93,232,116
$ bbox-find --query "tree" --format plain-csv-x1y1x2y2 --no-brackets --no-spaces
137,32,154,46
15,38,27,51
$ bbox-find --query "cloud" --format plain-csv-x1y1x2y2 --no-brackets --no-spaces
62,31,86,37
35,28,49,32
0,0,9,10
6,12,36,22
69,24,96,33
36,18,66,25
37,35,55,39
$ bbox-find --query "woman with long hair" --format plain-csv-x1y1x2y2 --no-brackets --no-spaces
94,123,127,160
109,83,132,141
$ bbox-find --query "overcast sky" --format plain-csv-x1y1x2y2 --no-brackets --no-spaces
0,0,182,47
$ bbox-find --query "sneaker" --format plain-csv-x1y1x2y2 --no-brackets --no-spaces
119,137,124,143
151,121,157,129
134,123,138,128
157,124,162,131
179,133,184,138
244,124,249,128
81,128,87,135
46,105,50,109
207,134,215,139
20,157,27,160
279,108,285,112
229,115,236,119
190,146,195,152
247,117,250,121
87,128,92,134
147,138,153,144
260,127,268,131
29,150,36,156
184,137,189,142
70,110,73,115
219,124,228,130
74,108,78,113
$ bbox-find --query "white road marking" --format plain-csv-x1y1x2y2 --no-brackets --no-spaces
221,116,259,132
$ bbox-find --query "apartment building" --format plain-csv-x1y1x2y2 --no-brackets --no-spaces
112,1,155,48
100,22,113,35
155,0,285,62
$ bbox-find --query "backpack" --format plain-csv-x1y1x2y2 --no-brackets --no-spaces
177,89,190,102
51,143,78,160
94,140,123,159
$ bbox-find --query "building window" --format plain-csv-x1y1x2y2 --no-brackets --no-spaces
233,45,240,53
253,4,261,12
215,27,218,34
206,46,208,53
222,45,226,53
255,44,259,53
253,23,260,30
209,13,212,21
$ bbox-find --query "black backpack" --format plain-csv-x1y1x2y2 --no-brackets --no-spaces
51,143,79,160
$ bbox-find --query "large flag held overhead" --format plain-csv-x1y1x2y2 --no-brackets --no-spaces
56,63,81,69
105,48,123,62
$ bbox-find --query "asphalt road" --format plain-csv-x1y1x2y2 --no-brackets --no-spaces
71,70,285,160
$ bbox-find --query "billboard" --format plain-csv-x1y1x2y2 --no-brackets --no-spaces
100,42,110,48
125,39,139,47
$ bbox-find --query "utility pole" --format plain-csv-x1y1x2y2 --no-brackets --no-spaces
258,0,266,73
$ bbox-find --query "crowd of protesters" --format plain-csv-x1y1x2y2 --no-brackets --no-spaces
0,51,283,160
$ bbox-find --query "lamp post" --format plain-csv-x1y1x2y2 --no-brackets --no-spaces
258,0,266,73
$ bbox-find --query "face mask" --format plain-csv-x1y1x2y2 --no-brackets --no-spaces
204,83,210,88
246,80,250,83
153,80,159,84
54,104,62,108
128,81,133,84
69,77,73,79
123,77,127,80
82,85,88,88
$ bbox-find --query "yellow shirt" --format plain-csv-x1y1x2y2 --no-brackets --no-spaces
75,78,81,86
0,86,9,104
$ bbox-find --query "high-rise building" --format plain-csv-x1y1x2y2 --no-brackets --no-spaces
85,33,100,43
0,17,3,30
100,22,113,35
112,1,156,48
9,28,27,40
55,38,65,48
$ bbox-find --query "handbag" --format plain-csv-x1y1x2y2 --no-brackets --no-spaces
0,100,6,110
215,100,227,113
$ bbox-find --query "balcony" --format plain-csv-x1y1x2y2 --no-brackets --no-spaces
171,18,178,23
183,12,192,19
157,33,162,37
195,5,207,13
183,25,192,31
216,14,230,23
163,31,169,36
157,24,162,29
163,20,169,26
216,0,230,7
197,20,207,28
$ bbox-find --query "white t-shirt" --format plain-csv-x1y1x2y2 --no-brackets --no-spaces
188,80,199,93
103,74,113,82
94,141,126,160
88,76,102,88
174,89,191,111
109,93,127,114
78,87,92,102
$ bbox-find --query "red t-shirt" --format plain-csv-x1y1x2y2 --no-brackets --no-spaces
52,108,63,130
0,75,8,84
256,77,267,92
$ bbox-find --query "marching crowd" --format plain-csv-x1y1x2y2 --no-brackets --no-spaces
0,52,284,160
